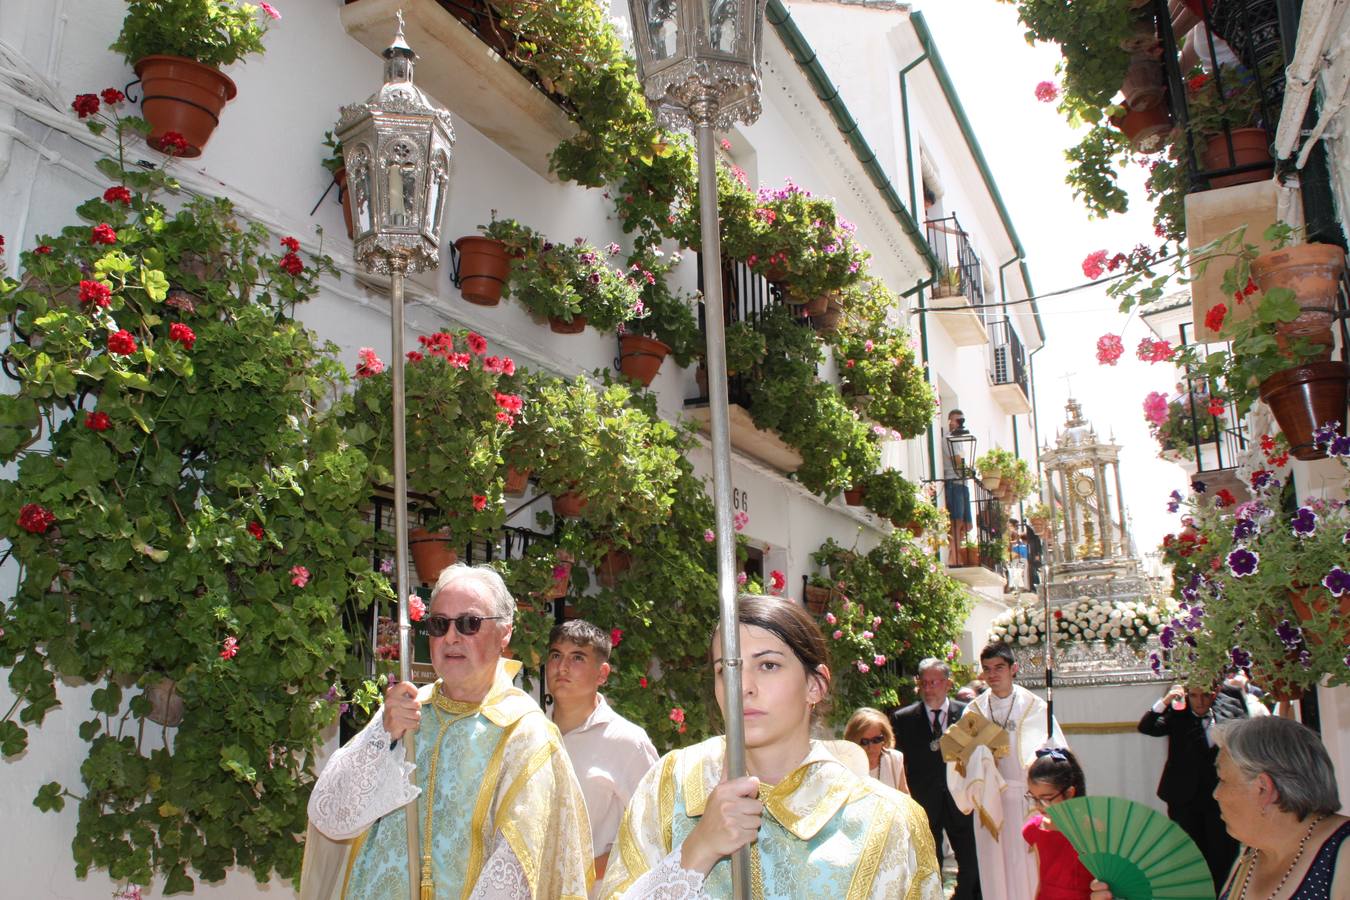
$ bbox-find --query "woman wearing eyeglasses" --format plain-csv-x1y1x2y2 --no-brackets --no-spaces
599,594,942,899
844,707,910,793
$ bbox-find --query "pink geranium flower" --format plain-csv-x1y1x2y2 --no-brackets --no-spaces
1081,250,1109,280
1034,81,1059,103
1143,391,1170,426
1096,334,1124,366
290,565,310,587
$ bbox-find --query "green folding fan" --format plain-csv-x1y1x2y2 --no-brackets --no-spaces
1046,796,1216,900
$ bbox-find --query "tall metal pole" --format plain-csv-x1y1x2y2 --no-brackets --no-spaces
693,105,751,898
389,261,421,898
1043,579,1054,735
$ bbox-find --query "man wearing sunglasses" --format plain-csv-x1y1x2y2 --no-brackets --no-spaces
304,564,593,899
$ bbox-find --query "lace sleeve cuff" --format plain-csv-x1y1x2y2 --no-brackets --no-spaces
308,709,420,840
614,850,707,900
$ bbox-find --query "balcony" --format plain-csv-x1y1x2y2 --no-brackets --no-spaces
988,318,1032,414
340,0,577,180
924,215,988,346
684,257,806,474
944,480,1008,589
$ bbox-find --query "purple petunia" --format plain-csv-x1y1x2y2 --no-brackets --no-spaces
1330,435,1350,457
1324,566,1350,598
1159,626,1176,650
1230,646,1252,669
1312,421,1342,448
1167,490,1182,513
1299,649,1312,668
1291,507,1318,537
1250,470,1273,490
1233,518,1259,541
1228,548,1260,577
1192,480,1207,493
1275,619,1304,651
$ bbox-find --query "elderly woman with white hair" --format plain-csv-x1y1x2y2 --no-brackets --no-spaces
1092,716,1348,900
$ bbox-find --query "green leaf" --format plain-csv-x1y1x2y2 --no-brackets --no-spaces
34,781,66,812
0,720,28,757
142,267,169,302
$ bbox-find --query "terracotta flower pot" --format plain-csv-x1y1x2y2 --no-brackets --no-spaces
804,585,831,615
1258,361,1348,461
904,520,924,537
334,168,355,239
544,556,572,601
618,334,671,387
144,677,185,727
454,236,511,306
503,465,532,497
1121,52,1164,111
981,473,1003,491
409,528,459,584
802,294,830,317
1290,587,1350,646
1202,128,1274,188
843,486,866,506
549,314,588,335
1110,104,1171,152
134,55,237,158
551,491,589,518
1251,243,1346,340
596,549,633,588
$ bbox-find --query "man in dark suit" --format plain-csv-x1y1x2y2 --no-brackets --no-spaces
893,658,980,900
1138,682,1250,890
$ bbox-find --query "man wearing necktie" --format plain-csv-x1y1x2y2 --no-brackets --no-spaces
892,658,981,900
1138,682,1250,890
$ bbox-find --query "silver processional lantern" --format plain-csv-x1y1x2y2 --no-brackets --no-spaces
336,14,454,899
625,3,767,898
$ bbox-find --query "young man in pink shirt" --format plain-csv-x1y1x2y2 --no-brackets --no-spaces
547,620,659,890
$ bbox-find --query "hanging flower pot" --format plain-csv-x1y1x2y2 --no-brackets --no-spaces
802,294,830,317
549,314,588,335
618,334,671,387
333,168,355,239
811,294,845,334
454,236,511,306
551,491,589,518
1258,361,1348,461
804,585,832,616
544,551,573,600
409,528,459,584
1202,128,1274,188
134,55,238,157
503,465,532,497
596,548,633,588
144,677,185,728
1110,104,1171,152
1251,243,1346,340
981,472,1003,492
843,485,866,506
1290,587,1350,646
1120,51,1164,111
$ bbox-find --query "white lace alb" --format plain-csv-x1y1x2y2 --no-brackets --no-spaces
307,707,420,840
608,850,708,900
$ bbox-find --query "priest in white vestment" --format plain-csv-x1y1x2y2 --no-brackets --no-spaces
947,641,1067,900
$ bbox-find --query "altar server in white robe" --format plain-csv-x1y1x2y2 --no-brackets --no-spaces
947,641,1067,900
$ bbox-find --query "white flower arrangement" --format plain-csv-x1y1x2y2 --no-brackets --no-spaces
987,595,1173,649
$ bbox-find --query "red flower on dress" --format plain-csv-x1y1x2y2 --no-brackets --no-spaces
1205,303,1228,332
280,236,300,253
610,628,624,647
103,186,132,205
100,88,125,105
18,503,55,534
84,411,111,431
247,521,265,540
472,494,487,511
72,94,100,118
107,329,137,356
79,280,112,307
220,636,240,660
90,224,117,245
159,132,190,155
465,332,487,355
169,322,196,350
279,252,304,276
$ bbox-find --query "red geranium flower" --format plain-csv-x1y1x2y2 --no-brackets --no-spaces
220,636,239,660
71,94,100,118
84,411,111,431
1215,489,1237,508
103,186,132,205
1034,80,1059,103
610,627,624,647
168,322,195,350
472,494,487,511
1207,398,1225,416
90,224,117,245
1081,250,1109,280
638,676,648,688
280,236,300,253
465,332,487,355
107,329,137,356
247,521,265,540
79,280,112,308
278,252,304,276
18,503,55,534
158,132,190,156
34,245,52,255
100,88,125,105
406,350,424,363
1205,303,1228,332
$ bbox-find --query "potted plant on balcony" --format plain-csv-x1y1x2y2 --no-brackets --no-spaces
833,324,935,439
618,246,701,386
931,265,963,299
1148,392,1222,462
111,0,277,156
976,448,1015,493
454,214,528,307
342,330,522,583
740,181,869,304
859,469,918,528
498,225,643,334
1183,65,1275,188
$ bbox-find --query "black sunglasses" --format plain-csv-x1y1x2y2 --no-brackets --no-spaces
858,735,887,747
421,614,507,637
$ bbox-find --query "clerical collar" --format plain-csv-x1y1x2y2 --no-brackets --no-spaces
430,683,483,715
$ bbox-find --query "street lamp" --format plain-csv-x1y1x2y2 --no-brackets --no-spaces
336,13,454,899
945,427,976,481
625,2,767,896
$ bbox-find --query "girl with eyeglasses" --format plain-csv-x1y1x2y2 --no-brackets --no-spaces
844,707,910,793
599,594,941,898
1023,748,1094,900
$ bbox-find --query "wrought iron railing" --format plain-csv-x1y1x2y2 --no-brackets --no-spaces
988,317,1028,397
688,254,802,407
924,214,986,320
1173,321,1250,472
1148,0,1287,191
